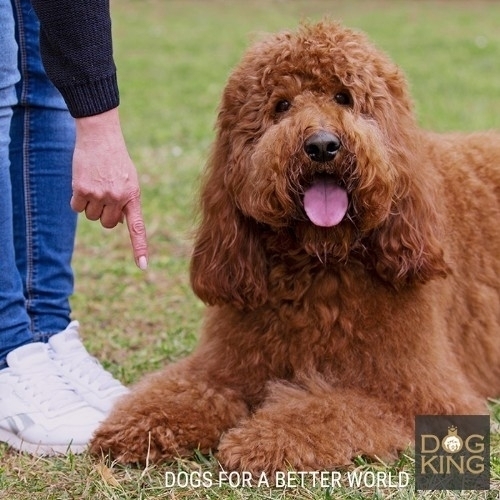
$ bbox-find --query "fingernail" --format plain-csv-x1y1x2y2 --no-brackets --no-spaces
138,256,148,270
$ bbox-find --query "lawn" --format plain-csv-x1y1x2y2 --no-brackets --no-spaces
1,1,499,498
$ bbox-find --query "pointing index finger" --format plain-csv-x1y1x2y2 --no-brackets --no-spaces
123,196,148,270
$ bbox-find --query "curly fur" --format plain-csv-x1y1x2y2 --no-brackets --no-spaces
91,21,500,474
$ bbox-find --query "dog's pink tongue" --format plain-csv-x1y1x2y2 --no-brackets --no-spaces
303,178,348,227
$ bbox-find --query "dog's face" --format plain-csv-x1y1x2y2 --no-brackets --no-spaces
216,21,417,260
191,22,447,309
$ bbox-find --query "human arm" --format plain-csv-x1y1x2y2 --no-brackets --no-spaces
30,0,118,118
30,0,148,269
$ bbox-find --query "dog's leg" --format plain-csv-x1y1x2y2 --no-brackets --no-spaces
89,358,249,464
217,379,412,475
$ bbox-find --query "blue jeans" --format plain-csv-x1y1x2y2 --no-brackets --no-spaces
0,0,76,369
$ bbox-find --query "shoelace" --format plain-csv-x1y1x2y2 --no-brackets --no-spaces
54,349,123,393
13,368,88,414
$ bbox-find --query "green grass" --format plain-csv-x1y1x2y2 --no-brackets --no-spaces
1,1,500,498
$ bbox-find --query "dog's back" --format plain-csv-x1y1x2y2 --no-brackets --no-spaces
422,130,500,397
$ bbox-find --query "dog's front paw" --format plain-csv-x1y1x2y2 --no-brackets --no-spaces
89,408,183,464
89,376,250,464
217,416,351,477
217,423,283,477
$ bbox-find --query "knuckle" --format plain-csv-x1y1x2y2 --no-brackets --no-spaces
130,218,146,236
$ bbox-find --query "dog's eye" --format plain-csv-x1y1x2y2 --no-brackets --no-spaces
334,91,352,106
275,100,291,113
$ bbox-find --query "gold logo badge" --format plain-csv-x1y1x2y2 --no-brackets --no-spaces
441,425,464,453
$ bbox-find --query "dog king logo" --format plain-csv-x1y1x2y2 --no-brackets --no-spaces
441,426,463,453
415,415,490,490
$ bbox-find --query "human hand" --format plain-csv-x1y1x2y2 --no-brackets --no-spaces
71,108,148,270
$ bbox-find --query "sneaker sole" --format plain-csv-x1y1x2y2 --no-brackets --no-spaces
0,428,87,456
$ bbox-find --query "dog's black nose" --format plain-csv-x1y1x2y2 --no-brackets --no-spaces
304,131,341,163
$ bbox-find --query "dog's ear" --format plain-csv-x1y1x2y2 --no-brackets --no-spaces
359,65,450,287
190,137,268,310
368,176,450,287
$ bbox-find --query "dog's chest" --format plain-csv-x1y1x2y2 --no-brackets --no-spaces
263,264,373,345
258,263,421,375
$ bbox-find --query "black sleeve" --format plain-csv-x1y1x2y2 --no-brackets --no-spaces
30,0,120,118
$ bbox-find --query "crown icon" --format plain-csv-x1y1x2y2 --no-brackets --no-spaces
448,425,458,435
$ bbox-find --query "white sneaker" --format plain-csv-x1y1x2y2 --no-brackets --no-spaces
0,342,104,456
48,321,129,414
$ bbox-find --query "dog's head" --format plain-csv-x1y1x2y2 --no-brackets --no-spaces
191,21,448,309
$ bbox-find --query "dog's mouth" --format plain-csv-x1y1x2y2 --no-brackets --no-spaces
302,174,349,227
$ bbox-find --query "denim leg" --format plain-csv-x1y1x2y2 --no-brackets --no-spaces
0,0,32,369
10,0,77,339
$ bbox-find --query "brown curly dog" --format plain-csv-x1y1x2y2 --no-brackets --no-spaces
91,21,500,474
